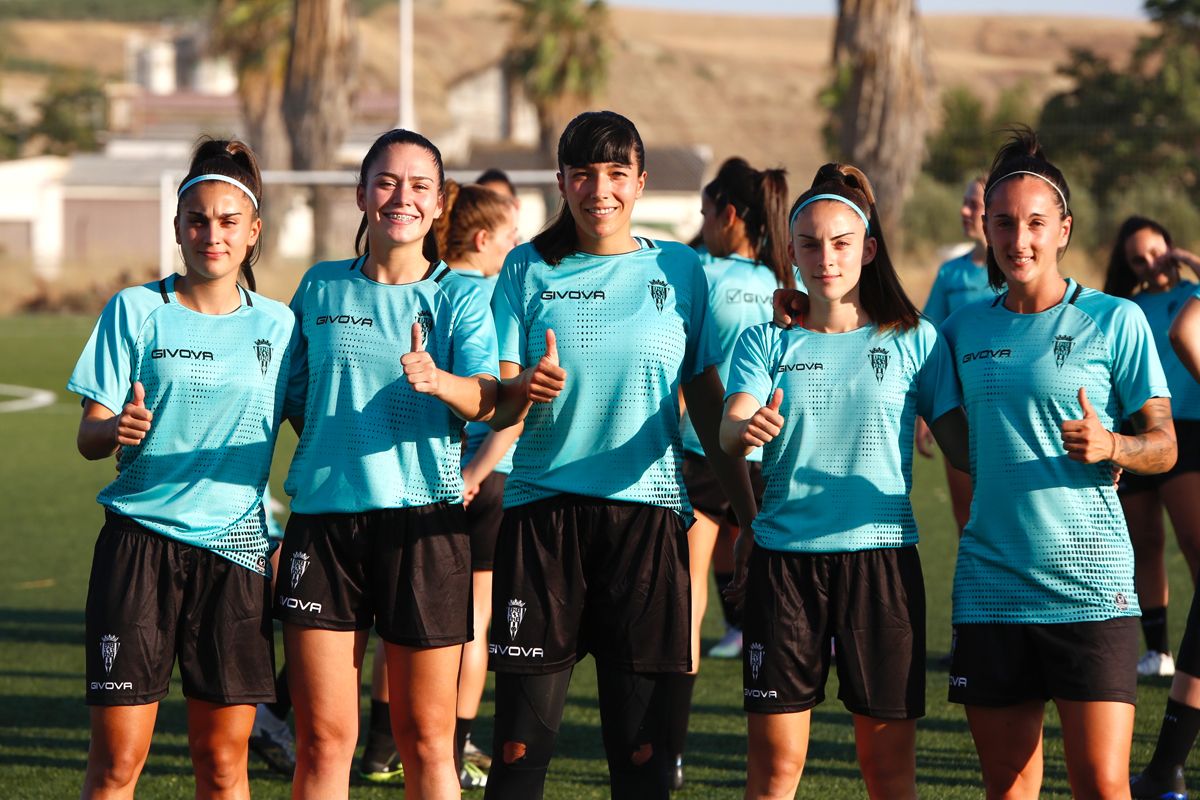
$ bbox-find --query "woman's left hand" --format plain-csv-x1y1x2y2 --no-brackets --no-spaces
1060,387,1117,464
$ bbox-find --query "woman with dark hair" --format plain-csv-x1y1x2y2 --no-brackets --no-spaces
277,128,500,800
915,175,992,535
669,156,792,787
941,129,1176,798
721,162,967,799
484,110,755,799
1103,216,1200,679
69,139,295,798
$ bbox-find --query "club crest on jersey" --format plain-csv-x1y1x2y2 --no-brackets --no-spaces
290,552,311,590
648,279,669,312
100,634,120,675
254,339,272,377
507,599,526,640
415,309,434,345
749,642,765,680
1053,335,1074,369
868,347,889,383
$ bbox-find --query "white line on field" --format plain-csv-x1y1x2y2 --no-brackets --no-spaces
0,383,56,413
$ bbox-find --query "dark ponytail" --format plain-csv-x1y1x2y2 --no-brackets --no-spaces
531,110,645,266
983,126,1073,290
178,138,263,291
354,128,446,264
703,157,793,288
788,163,919,332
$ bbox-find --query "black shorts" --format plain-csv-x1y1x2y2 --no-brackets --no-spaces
680,453,765,527
85,512,275,706
274,503,472,647
741,544,925,719
1172,583,1200,677
947,617,1139,706
467,472,506,571
489,494,691,674
1119,418,1200,493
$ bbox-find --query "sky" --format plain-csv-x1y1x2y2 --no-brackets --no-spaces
607,0,1147,18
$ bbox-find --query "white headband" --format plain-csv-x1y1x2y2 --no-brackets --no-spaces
177,173,259,210
985,170,1068,215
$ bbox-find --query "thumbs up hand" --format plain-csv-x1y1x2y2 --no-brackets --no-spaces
741,388,785,448
1061,386,1119,463
524,328,566,403
114,380,153,446
402,321,440,395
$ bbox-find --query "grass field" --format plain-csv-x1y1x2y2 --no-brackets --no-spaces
0,312,1196,798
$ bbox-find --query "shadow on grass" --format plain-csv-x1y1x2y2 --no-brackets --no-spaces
0,607,84,646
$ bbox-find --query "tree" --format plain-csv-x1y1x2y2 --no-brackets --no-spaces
505,0,611,160
828,0,934,235
924,83,1034,185
31,70,106,156
210,0,292,260
284,0,358,261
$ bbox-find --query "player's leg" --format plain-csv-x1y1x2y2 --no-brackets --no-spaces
187,701,256,799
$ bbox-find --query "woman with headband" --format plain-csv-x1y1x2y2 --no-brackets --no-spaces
69,139,295,798
721,163,967,799
940,129,1176,797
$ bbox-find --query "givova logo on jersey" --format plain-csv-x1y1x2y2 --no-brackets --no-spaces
254,339,272,377
1053,335,1074,369
648,279,670,312
415,310,434,346
868,347,889,383
91,634,133,691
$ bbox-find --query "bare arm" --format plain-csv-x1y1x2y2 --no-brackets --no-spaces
929,407,970,473
76,385,151,461
462,421,523,488
1170,296,1200,384
1060,389,1176,476
683,366,756,529
401,322,498,421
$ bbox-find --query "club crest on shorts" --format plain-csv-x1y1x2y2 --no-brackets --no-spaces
1053,335,1074,369
100,634,120,675
290,551,311,590
506,599,526,640
648,279,669,313
415,309,434,345
254,339,272,377
749,642,765,680
868,347,889,383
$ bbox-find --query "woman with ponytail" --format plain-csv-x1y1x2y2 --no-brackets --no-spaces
277,129,499,800
721,163,967,799
940,128,1176,797
670,157,793,788
69,139,296,798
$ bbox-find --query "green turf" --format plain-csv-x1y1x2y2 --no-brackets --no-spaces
0,312,1195,798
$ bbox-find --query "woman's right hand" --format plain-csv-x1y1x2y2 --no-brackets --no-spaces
114,381,153,447
741,389,784,448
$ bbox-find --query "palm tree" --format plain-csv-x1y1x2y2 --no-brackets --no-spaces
505,0,611,160
830,0,934,235
209,0,292,260
284,0,358,261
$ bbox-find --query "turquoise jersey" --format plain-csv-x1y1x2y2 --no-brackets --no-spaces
726,319,960,553
680,254,779,462
1131,281,1200,420
285,257,499,514
67,275,295,575
456,268,514,475
492,238,721,514
943,280,1169,624
923,252,997,325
